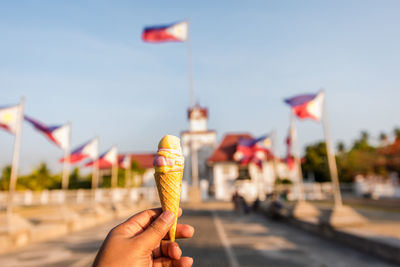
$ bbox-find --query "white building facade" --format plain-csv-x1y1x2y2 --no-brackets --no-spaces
181,105,217,190
208,133,296,201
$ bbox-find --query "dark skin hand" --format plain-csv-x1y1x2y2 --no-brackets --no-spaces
93,208,194,267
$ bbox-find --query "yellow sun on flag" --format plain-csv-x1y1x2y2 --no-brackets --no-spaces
1,112,14,123
263,139,271,147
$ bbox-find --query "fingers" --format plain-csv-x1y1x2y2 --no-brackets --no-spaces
153,241,182,259
166,224,195,240
136,211,176,248
114,208,183,237
153,256,194,267
168,242,182,260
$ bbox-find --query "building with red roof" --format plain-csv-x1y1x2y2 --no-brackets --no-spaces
118,153,156,187
208,133,294,201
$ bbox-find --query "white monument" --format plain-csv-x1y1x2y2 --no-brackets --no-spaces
181,105,217,200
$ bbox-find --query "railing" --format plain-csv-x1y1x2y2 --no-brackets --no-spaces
274,182,333,201
0,187,159,208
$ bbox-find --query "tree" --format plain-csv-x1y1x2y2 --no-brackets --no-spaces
17,163,61,191
352,130,374,151
394,127,400,140
0,165,11,190
337,141,346,154
379,132,387,142
301,142,330,182
69,167,91,189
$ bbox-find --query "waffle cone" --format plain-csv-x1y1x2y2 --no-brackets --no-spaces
154,171,183,242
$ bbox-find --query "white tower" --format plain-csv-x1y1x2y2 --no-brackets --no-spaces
181,105,217,189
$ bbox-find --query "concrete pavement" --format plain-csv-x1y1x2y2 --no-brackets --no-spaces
0,203,396,267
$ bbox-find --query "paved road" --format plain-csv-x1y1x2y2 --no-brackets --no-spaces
0,207,396,267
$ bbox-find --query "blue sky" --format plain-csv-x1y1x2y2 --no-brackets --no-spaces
1,0,400,173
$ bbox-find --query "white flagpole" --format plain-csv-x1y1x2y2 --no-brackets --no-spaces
61,122,71,191
125,156,131,188
271,130,279,185
290,112,305,201
111,147,118,188
191,142,199,188
185,20,201,194
321,93,343,207
7,97,25,217
185,20,194,108
91,137,99,191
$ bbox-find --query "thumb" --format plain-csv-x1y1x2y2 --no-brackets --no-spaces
136,211,175,248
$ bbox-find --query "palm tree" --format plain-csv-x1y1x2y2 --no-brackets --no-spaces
379,132,388,147
337,141,346,154
394,128,400,140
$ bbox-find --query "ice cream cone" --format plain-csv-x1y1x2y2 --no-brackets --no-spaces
154,171,183,241
153,135,184,242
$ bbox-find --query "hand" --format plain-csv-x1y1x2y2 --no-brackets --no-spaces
93,208,194,267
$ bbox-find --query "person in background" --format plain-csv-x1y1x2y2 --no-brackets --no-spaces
231,190,241,213
93,208,194,267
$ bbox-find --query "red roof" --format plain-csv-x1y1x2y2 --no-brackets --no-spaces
208,133,252,164
119,153,156,169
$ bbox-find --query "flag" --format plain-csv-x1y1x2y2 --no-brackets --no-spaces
120,155,131,169
25,116,70,150
285,130,295,170
233,135,272,168
284,91,324,121
0,105,20,134
60,138,98,163
85,146,118,169
142,21,188,43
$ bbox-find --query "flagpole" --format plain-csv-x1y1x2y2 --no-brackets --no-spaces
321,92,343,207
92,137,99,201
7,97,25,217
290,112,305,202
61,122,71,191
271,130,279,185
125,156,131,188
191,142,199,188
111,147,118,188
186,19,194,108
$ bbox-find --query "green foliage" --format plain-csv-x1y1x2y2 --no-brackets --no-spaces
0,165,11,190
100,159,146,188
17,163,61,191
302,129,392,183
394,127,400,140
352,130,374,151
0,156,150,191
336,141,346,154
68,167,91,189
275,178,292,184
301,142,330,182
337,150,376,182
131,160,145,175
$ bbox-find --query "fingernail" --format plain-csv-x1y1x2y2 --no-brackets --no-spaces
160,211,175,223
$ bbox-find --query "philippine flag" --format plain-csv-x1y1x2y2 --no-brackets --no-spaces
61,138,98,164
120,155,131,169
0,105,20,134
86,146,118,169
284,91,325,121
25,116,70,150
233,135,272,168
142,21,188,43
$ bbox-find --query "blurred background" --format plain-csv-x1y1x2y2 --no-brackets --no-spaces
0,1,399,266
